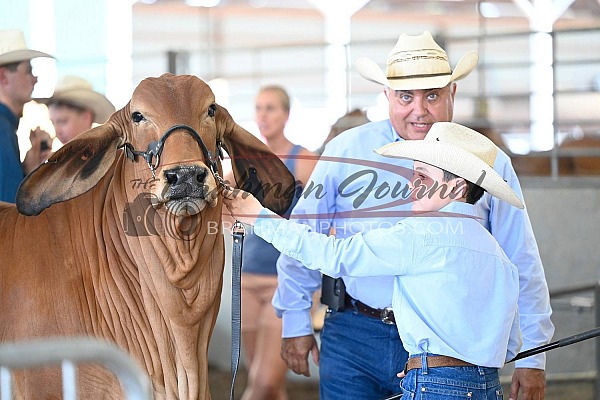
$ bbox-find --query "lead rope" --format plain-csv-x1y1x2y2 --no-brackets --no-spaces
229,221,245,400
215,160,244,400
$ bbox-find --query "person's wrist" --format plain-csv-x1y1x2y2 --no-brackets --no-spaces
22,151,37,174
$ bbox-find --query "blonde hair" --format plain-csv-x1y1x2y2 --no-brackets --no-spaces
259,85,290,113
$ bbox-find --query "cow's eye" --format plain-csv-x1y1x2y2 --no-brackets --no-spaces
132,112,145,123
208,104,217,118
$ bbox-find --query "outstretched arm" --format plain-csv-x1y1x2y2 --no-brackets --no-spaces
222,187,417,278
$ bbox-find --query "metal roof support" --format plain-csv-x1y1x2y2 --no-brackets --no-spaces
511,0,576,151
308,0,371,118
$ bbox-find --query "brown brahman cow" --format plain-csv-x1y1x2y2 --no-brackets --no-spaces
0,73,295,399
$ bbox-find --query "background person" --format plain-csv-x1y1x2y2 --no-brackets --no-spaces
37,75,115,145
223,121,524,400
272,31,554,400
227,85,317,400
317,108,369,155
0,29,53,203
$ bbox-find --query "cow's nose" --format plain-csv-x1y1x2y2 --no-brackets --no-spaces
164,166,208,198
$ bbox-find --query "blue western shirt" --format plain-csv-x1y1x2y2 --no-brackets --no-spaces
259,202,521,367
273,119,554,369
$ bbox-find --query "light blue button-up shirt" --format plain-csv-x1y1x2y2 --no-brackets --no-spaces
260,202,521,367
273,119,554,369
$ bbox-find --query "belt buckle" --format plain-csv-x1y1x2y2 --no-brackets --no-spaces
380,307,394,325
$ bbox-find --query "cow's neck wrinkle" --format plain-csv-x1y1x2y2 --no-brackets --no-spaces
93,160,223,399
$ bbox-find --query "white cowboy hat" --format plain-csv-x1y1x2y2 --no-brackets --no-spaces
0,30,53,65
375,122,524,209
356,31,479,91
37,76,116,124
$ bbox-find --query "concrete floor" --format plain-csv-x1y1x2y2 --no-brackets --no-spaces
209,367,595,399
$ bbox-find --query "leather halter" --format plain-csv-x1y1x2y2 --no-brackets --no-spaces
120,124,225,184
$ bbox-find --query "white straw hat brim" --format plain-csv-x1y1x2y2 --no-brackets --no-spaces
376,140,524,209
0,49,53,65
356,51,479,91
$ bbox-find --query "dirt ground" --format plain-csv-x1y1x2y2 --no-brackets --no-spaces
209,367,318,400
209,366,594,399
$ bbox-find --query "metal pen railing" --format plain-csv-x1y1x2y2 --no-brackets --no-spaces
0,337,152,400
549,281,600,398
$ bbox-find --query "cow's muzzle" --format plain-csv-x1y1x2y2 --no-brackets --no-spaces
165,165,208,198
160,165,219,216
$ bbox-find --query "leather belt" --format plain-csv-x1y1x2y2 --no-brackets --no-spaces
344,294,395,325
403,355,475,374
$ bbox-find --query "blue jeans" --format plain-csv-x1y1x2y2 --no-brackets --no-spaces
400,354,503,400
319,309,407,399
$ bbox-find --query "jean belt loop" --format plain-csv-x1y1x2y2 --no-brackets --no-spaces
421,353,428,375
478,365,485,376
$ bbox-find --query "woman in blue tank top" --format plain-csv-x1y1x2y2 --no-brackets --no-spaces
237,85,317,400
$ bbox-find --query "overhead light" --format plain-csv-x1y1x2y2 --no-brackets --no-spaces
480,2,501,18
185,0,221,7
249,0,268,7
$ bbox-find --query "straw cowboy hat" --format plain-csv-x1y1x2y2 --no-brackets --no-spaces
356,31,479,91
376,122,524,209
0,29,53,65
38,76,116,124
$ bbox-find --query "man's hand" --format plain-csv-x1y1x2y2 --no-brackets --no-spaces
22,127,53,174
509,368,545,400
281,335,319,377
222,187,264,226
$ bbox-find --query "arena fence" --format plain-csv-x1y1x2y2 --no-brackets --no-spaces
0,337,152,400
548,281,600,398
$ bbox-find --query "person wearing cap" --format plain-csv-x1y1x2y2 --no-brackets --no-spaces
37,75,115,145
223,122,523,399
0,29,53,203
272,31,554,400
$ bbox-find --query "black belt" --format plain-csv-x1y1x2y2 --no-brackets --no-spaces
344,293,395,325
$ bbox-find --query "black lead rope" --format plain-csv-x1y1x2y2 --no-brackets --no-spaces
229,221,245,400
381,326,600,400
508,326,600,363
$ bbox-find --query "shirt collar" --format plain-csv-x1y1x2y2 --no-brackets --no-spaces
441,201,479,218
387,119,404,143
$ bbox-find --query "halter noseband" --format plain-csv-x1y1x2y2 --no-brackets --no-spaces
120,124,225,185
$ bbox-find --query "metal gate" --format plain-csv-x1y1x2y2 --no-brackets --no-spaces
0,337,152,400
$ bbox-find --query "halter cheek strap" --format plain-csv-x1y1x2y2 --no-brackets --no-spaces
120,124,224,185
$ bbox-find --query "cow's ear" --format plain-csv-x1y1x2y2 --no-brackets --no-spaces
16,117,124,216
216,104,296,216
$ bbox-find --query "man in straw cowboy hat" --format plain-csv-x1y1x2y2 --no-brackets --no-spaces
223,122,524,399
36,75,115,145
0,29,53,203
273,31,553,400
